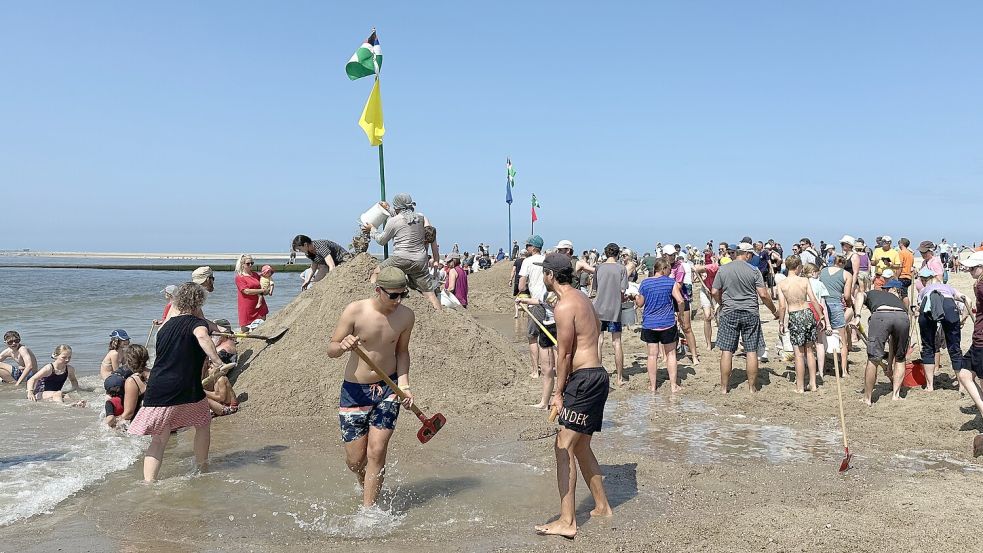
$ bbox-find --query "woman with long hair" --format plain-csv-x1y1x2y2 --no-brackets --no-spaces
234,254,269,333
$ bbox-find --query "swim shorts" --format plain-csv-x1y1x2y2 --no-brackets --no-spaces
338,375,401,443
558,367,609,435
866,311,909,363
10,366,23,381
716,310,765,353
600,320,622,334
538,324,557,348
788,309,817,346
379,256,437,293
641,326,678,345
963,346,983,379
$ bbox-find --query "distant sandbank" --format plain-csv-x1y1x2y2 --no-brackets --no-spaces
1,251,291,260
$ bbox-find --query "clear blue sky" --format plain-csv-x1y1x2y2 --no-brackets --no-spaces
2,1,981,255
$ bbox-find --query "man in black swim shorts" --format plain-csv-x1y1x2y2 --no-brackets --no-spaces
533,253,612,539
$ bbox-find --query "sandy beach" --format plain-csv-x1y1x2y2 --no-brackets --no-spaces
4,257,982,553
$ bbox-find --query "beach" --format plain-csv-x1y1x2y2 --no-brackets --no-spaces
3,256,982,552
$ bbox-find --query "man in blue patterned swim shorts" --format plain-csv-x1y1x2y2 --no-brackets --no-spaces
328,266,417,507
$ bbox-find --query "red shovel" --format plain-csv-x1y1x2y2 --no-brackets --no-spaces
354,345,446,444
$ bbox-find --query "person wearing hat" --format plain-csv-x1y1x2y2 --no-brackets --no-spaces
103,344,151,428
363,193,442,310
327,266,418,507
191,266,215,293
955,252,983,430
916,241,944,293
535,252,612,538
555,239,595,277
443,252,468,308
872,269,895,291
291,235,353,291
853,238,872,293
915,266,969,391
99,329,131,381
154,285,178,327
666,243,701,365
516,234,557,408
593,243,628,385
824,244,837,268
873,236,901,278
860,279,910,405
712,242,779,394
838,235,861,279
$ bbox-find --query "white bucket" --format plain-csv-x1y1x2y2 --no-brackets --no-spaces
359,202,390,228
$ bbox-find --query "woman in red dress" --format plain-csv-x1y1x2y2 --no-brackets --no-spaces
234,254,269,332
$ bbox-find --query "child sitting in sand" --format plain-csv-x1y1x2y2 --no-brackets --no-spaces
256,265,275,309
26,345,86,407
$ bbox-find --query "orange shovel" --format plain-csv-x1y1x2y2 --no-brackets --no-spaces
354,345,446,444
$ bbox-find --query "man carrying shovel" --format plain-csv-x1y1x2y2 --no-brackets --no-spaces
535,253,612,539
327,266,417,507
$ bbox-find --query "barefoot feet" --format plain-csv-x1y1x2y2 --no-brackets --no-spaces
535,520,577,539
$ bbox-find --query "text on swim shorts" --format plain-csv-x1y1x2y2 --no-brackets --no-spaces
559,407,589,427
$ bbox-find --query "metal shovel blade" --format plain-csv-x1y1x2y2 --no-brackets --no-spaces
416,412,447,444
839,447,853,473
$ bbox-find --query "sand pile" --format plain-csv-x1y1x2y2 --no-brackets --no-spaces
465,261,514,313
234,254,528,420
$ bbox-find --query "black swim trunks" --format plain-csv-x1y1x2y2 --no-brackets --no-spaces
558,367,609,435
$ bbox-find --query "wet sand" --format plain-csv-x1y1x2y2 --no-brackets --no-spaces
4,270,983,552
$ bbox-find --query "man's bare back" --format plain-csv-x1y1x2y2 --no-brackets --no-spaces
554,289,602,373
330,298,414,383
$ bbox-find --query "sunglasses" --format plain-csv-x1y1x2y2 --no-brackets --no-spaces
380,288,410,300
6,339,20,345
244,262,254,266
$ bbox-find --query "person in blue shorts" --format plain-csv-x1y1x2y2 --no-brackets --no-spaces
327,266,417,508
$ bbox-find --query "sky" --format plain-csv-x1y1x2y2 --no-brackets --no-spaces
2,1,982,255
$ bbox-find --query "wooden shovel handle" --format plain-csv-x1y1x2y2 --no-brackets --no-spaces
354,345,425,418
519,303,557,345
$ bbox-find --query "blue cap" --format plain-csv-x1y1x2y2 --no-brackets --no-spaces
882,279,904,289
110,329,130,340
525,235,544,249
917,267,935,278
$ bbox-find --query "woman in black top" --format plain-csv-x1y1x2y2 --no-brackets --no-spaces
128,282,232,481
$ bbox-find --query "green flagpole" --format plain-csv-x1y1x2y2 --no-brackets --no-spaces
378,142,388,259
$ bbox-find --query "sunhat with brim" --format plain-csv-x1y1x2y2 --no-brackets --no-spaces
826,245,836,251
840,235,855,245
882,280,905,289
961,251,983,268
918,267,936,278
555,240,573,250
918,240,935,253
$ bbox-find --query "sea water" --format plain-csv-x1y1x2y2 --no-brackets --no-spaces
0,258,296,525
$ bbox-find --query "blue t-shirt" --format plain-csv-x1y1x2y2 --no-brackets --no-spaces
639,276,677,330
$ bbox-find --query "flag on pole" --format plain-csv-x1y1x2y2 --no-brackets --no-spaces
531,193,540,222
505,157,515,204
358,79,385,146
346,30,382,80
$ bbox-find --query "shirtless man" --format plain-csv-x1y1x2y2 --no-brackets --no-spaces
534,253,612,539
327,266,416,508
776,256,827,393
0,331,39,385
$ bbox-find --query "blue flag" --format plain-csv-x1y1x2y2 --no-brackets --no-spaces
505,157,515,204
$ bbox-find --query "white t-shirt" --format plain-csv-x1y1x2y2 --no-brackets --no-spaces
519,254,554,323
940,242,951,254
683,261,694,285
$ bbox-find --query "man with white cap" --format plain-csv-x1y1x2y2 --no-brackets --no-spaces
554,240,595,277
515,235,556,406
873,236,900,278
666,243,701,365
192,266,215,293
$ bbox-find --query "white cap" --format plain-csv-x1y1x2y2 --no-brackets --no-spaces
738,242,754,252
662,244,677,255
839,234,855,245
881,235,892,242
962,251,983,268
882,269,895,278
555,239,573,250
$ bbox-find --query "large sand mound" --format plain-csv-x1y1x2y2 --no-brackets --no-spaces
466,261,514,313
234,254,527,420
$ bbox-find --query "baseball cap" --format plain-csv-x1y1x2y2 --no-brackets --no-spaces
525,235,544,249
882,269,895,279
161,284,177,296
110,329,130,340
961,251,983,268
826,244,835,250
840,235,855,245
213,318,232,329
882,279,904,289
104,373,126,393
555,239,573,250
737,242,754,252
917,267,935,278
534,252,573,272
376,266,408,289
881,235,893,242
662,244,677,255
918,240,935,253
192,266,213,284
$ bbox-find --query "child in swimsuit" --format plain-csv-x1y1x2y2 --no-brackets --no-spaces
26,345,86,406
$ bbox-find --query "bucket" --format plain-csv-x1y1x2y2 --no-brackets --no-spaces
358,202,390,228
903,361,926,387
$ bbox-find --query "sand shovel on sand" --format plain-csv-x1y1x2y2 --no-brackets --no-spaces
213,328,288,344
828,334,853,472
353,345,446,444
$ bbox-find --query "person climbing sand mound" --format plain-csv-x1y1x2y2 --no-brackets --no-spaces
533,253,612,539
327,266,418,508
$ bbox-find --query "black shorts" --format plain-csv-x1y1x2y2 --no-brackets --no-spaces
763,271,776,288
963,346,983,379
641,326,678,344
558,367,609,435
538,324,557,348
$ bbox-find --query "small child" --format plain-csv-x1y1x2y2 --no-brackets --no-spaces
257,265,275,309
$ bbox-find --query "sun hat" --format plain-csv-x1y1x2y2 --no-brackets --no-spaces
260,264,274,277
882,269,895,279
161,284,177,296
662,244,677,255
376,267,408,289
534,252,573,273
826,244,835,251
191,266,213,284
882,279,904,289
555,239,574,250
110,329,130,340
961,251,983,268
525,235,544,249
840,235,855,245
918,240,935,253
918,267,936,278
738,242,754,252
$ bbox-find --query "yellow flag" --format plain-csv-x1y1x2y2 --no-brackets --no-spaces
358,78,384,146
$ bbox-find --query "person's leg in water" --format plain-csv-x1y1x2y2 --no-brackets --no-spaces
574,434,611,517
193,422,210,472
344,434,369,491
362,425,395,507
535,428,591,538
0,362,16,383
663,340,681,392
143,433,170,482
646,342,661,392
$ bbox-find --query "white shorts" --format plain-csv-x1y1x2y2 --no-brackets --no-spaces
699,289,712,310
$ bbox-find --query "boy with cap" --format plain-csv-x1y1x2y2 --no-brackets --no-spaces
328,266,418,507
535,252,612,538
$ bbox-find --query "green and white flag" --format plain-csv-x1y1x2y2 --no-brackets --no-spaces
346,30,382,80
